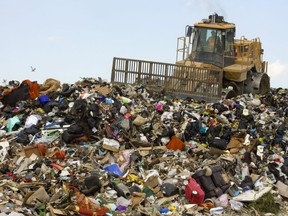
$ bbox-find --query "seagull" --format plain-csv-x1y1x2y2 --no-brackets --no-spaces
31,66,36,72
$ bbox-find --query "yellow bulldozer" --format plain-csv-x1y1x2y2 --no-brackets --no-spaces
111,13,270,101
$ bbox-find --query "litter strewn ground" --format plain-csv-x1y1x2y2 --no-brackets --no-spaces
1,77,288,215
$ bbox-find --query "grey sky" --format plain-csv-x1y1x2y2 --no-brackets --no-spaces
0,0,287,87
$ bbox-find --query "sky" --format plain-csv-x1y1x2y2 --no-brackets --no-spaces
0,0,287,88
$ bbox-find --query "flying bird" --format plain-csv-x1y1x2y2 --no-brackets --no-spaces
31,66,36,72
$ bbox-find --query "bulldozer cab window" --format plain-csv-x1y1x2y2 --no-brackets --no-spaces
223,28,235,66
191,27,224,67
224,29,235,56
193,28,222,53
205,30,222,53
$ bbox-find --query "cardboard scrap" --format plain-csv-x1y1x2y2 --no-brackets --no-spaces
49,206,67,216
232,186,272,202
131,192,146,208
102,138,120,152
92,85,111,96
276,181,288,198
132,115,148,126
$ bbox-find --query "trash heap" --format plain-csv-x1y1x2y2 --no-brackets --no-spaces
1,77,288,216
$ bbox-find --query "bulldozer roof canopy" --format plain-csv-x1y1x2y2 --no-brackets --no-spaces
194,22,235,30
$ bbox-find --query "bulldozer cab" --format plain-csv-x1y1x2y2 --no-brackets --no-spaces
179,14,236,68
190,26,236,68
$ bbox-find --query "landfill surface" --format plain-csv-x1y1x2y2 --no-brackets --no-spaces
1,77,288,216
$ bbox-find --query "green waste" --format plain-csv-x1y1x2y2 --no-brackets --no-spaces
248,192,280,214
36,204,46,216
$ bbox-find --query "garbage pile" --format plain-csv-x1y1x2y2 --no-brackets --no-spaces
1,77,288,215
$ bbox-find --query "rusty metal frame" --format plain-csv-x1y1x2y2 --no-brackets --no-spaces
111,57,223,101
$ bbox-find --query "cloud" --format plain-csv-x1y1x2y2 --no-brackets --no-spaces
268,60,288,88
